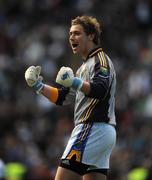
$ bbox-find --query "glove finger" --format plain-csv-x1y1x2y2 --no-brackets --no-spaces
25,66,35,74
35,66,41,75
59,67,69,75
60,66,66,71
38,76,43,82
56,73,61,84
25,66,35,79
65,68,74,76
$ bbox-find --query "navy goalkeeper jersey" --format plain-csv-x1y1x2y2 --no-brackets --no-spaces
56,47,116,126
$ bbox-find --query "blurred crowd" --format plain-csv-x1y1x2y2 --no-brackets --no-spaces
0,0,152,179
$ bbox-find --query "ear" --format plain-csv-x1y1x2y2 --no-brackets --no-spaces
88,34,95,41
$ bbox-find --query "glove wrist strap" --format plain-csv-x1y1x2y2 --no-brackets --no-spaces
32,81,44,94
72,77,83,90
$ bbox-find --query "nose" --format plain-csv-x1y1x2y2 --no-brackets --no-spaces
69,33,74,41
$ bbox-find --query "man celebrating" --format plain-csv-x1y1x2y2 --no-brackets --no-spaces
25,15,116,180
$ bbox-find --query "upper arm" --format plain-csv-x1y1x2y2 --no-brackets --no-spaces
87,52,111,99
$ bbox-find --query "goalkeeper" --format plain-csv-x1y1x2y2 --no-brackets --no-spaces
25,16,116,180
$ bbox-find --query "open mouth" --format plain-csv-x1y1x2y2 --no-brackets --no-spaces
72,44,78,48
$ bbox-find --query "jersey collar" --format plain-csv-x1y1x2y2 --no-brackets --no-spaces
86,47,102,60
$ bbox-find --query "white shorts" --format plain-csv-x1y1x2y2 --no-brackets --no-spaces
61,122,116,170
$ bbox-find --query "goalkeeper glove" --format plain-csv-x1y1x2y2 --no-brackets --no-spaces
25,66,44,94
56,66,83,90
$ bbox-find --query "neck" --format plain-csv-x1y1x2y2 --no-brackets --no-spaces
82,44,97,61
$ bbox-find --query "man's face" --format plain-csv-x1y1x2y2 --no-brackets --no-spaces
69,24,91,58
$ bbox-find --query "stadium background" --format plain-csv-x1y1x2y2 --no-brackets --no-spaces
0,0,152,179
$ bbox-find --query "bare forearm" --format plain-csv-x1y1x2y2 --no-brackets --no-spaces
80,81,91,95
41,81,90,103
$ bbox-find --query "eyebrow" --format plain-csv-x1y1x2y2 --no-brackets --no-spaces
69,30,80,35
